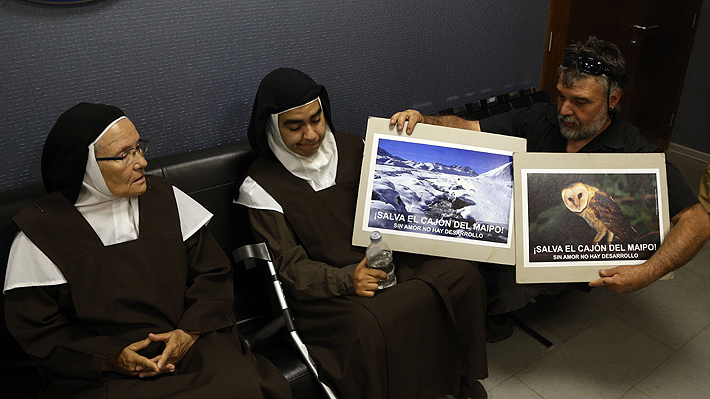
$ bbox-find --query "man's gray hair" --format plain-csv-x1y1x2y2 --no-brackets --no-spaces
557,36,629,98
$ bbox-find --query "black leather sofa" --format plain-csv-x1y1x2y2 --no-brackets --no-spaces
0,141,324,398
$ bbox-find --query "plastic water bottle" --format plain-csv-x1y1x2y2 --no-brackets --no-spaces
366,231,397,290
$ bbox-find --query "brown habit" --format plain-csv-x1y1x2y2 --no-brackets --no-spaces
247,131,488,399
5,176,290,399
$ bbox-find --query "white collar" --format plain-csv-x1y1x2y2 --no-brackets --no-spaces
73,116,140,245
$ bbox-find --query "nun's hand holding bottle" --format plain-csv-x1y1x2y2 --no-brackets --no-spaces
353,257,389,297
353,231,397,297
365,231,397,289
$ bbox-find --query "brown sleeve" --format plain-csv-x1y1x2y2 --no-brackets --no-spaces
178,227,238,333
247,207,357,301
4,284,126,381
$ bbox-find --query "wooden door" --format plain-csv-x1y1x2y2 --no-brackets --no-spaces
541,0,703,150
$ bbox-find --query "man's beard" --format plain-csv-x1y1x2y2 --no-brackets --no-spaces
558,106,609,140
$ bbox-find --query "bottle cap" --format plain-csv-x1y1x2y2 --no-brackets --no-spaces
369,231,382,241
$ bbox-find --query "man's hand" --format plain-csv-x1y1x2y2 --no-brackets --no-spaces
589,263,657,293
353,257,389,297
103,337,162,378
390,110,428,134
590,204,710,294
390,110,481,133
148,329,200,373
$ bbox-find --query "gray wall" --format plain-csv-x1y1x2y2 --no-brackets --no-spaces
1,0,550,192
673,3,710,154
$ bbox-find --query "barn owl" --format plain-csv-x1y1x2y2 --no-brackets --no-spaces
561,182,638,244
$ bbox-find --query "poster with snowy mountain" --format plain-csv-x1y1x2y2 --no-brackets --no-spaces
514,152,670,283
353,117,527,265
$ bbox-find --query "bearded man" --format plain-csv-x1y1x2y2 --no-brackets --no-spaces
391,36,710,335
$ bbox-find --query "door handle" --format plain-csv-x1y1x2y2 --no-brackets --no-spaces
631,24,659,30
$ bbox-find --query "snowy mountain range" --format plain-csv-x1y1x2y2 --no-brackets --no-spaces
369,147,513,243
377,147,480,177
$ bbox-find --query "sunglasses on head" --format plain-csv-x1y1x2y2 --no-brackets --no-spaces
562,52,615,81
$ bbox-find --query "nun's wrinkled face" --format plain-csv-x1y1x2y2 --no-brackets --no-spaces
277,99,326,157
95,118,148,197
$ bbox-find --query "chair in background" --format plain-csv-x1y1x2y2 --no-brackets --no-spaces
435,88,550,121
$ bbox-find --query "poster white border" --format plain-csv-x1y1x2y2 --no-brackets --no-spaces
353,116,526,265
514,152,670,283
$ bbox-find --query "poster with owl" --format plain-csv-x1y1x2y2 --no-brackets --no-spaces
514,152,670,284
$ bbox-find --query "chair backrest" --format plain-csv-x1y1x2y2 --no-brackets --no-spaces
144,142,272,330
435,88,552,121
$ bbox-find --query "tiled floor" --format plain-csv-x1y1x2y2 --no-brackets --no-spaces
483,151,710,399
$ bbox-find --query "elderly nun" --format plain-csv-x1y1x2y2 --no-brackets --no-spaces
237,68,488,399
4,103,291,399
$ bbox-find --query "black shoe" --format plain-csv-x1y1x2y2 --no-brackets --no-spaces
485,313,514,343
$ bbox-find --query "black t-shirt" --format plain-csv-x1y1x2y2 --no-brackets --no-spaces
479,102,698,217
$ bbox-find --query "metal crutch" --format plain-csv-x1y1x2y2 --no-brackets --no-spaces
233,243,338,399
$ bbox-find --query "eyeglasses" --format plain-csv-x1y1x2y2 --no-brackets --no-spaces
96,139,149,166
561,52,614,80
